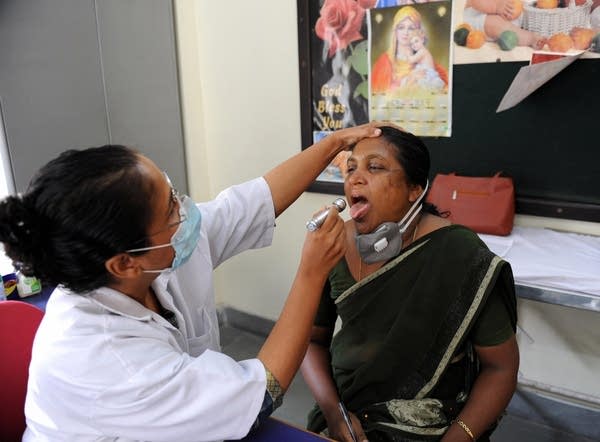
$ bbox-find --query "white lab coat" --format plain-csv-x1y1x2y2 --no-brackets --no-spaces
23,177,276,442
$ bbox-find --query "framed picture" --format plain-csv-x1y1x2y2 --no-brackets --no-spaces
297,0,452,195
297,0,375,195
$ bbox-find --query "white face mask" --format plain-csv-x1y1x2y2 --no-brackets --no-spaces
126,195,202,273
355,181,429,264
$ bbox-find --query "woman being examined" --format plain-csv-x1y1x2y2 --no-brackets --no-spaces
0,123,381,441
301,126,519,442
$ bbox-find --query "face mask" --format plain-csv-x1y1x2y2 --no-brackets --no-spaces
126,195,202,273
356,181,429,264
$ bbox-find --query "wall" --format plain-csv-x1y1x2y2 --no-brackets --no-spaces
0,107,15,276
173,1,600,405
0,0,187,194
173,0,333,317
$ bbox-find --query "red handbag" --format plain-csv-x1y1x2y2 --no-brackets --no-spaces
426,172,515,236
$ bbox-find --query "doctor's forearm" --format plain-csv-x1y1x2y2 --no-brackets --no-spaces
263,124,380,217
264,138,340,218
257,271,328,390
258,206,345,390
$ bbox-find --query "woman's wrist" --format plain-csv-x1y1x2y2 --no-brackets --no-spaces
451,418,475,441
321,400,344,423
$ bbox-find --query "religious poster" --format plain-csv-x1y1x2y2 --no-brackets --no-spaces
368,2,453,137
309,0,454,184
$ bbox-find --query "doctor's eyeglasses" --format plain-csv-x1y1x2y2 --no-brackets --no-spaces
163,172,187,229
125,172,188,252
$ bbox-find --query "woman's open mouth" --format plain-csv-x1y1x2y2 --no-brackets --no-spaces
349,195,370,221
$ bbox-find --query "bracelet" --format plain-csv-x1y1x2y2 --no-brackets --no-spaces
453,419,474,440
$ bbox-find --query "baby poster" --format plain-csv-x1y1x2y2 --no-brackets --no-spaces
368,2,453,137
452,0,600,64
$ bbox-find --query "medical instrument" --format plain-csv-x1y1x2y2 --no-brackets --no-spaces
305,198,346,231
338,401,359,442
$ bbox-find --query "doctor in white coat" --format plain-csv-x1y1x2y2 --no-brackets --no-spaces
0,124,381,442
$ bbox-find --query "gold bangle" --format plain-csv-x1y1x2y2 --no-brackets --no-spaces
453,419,474,440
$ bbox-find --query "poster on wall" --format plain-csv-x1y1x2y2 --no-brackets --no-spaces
368,2,453,137
307,0,454,185
309,0,375,185
452,0,600,64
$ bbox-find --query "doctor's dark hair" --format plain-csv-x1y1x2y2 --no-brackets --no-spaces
379,126,440,216
0,145,154,293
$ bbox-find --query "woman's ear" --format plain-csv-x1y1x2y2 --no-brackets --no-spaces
105,253,140,279
408,184,424,203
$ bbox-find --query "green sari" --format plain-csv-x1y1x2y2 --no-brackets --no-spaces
308,225,517,441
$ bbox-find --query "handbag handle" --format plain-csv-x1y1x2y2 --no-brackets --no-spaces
447,172,503,178
446,172,509,192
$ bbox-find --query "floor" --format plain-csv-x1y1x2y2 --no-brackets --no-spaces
220,324,600,442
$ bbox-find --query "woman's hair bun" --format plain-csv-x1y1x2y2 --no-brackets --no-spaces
0,195,42,268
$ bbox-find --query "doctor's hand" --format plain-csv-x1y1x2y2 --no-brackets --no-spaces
326,123,382,156
327,410,368,442
298,207,346,281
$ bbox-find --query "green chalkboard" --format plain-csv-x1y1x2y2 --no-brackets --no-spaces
425,59,600,222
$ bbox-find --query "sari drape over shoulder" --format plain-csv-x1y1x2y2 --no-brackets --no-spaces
309,226,516,441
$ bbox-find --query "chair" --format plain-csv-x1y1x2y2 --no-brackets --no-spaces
0,301,44,442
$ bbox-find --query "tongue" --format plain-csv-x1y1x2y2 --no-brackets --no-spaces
350,201,370,220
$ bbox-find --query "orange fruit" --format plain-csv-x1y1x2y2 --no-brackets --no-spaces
466,30,486,49
537,0,558,8
510,0,524,19
570,27,595,49
547,33,574,52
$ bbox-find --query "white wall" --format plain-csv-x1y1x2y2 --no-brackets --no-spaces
0,104,16,275
173,1,600,405
174,0,335,319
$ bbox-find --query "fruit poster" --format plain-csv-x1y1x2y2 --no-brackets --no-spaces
452,0,600,64
368,2,453,137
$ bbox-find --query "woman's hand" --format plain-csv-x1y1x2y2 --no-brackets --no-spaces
298,206,347,281
326,410,368,442
441,335,519,441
